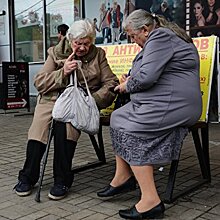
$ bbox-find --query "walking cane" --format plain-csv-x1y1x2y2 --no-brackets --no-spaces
35,118,55,202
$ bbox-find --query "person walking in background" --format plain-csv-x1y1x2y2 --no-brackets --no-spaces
14,18,119,201
97,10,202,219
109,1,123,44
99,2,111,44
93,18,100,33
57,23,69,42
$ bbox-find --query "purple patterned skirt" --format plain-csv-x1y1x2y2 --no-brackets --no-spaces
110,127,188,166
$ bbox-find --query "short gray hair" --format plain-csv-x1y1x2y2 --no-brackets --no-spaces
123,9,154,31
67,18,96,42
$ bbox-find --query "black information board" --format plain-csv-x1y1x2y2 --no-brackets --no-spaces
2,62,29,110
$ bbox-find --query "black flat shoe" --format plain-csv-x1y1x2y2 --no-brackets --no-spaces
119,201,165,219
97,176,136,197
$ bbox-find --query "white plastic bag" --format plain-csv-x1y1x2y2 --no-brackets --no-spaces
52,68,100,135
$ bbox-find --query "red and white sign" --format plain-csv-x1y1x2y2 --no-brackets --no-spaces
6,98,27,109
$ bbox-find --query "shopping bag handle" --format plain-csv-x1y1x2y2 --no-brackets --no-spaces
69,67,92,97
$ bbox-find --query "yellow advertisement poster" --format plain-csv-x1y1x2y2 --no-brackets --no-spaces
100,44,141,116
101,44,141,80
100,37,217,120
193,36,217,122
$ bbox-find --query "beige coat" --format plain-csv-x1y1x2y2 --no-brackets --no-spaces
28,38,119,144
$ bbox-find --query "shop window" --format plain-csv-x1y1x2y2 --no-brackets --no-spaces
14,0,77,62
14,0,44,62
84,0,186,46
46,0,75,49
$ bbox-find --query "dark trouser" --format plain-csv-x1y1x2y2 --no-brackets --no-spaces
18,140,46,185
18,121,77,188
53,121,76,188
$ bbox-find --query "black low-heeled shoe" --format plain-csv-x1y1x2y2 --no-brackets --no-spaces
119,201,165,219
97,176,136,197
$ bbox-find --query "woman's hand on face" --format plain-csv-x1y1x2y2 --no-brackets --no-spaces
63,52,79,76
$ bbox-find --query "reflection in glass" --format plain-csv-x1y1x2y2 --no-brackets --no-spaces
46,0,74,49
14,0,44,62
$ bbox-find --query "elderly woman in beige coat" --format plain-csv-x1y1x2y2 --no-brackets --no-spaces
14,19,119,200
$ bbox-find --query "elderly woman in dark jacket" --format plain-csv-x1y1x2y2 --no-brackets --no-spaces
14,18,119,200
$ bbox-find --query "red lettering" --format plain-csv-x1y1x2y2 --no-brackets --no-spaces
133,44,141,54
193,39,199,49
127,45,133,54
112,44,141,56
113,46,119,55
193,38,209,50
200,39,209,50
119,45,127,55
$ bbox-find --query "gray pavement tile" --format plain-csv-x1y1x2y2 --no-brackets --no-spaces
66,195,94,206
209,204,220,215
88,204,118,216
65,209,95,220
177,200,212,212
0,201,16,210
82,212,110,220
16,211,48,220
40,206,72,218
0,204,37,219
34,214,60,220
0,115,220,219
105,217,121,220
0,217,9,220
170,208,203,219
198,212,220,220
74,199,102,209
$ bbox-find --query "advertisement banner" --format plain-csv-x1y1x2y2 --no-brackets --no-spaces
190,0,220,39
2,62,30,110
100,36,218,121
193,36,217,122
100,43,141,116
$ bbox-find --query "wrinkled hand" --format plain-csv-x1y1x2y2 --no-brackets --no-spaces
63,52,79,76
115,76,130,93
114,81,127,93
120,74,128,83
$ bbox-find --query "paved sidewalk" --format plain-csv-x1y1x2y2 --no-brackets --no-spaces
0,113,219,220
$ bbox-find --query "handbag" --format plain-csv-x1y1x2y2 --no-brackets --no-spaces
52,68,100,135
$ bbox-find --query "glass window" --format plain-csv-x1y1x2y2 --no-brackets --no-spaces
46,0,75,49
14,0,77,62
14,0,44,62
84,0,127,45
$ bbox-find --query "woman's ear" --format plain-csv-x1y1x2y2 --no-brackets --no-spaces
144,24,155,36
142,25,150,37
